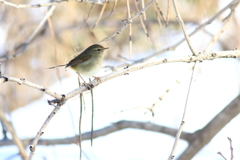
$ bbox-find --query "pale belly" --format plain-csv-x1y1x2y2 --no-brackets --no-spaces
71,57,103,78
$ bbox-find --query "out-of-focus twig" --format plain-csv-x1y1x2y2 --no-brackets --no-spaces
80,3,95,29
92,1,108,29
0,0,66,9
172,0,198,56
133,0,153,46
0,106,27,160
166,0,170,27
0,5,56,62
153,2,162,28
108,0,118,18
141,0,146,20
155,0,166,22
127,0,132,58
98,0,155,43
204,11,234,51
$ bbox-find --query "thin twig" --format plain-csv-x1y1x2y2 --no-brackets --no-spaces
228,137,234,160
133,0,153,46
204,11,233,51
127,0,133,58
217,152,227,160
0,106,27,160
153,2,162,29
47,16,63,84
98,0,155,43
90,79,94,146
146,65,193,113
28,102,64,160
166,0,170,27
141,0,146,20
172,0,198,56
92,1,108,29
80,3,95,29
108,0,118,18
0,0,66,9
155,0,166,22
167,62,197,160
0,5,56,62
133,0,240,64
78,77,83,160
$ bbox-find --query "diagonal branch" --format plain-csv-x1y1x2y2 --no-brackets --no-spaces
0,106,27,160
178,94,240,160
0,5,56,62
98,0,155,43
172,0,197,56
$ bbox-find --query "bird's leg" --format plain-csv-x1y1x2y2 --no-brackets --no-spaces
92,76,101,82
76,72,93,89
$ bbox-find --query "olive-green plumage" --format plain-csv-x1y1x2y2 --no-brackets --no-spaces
48,44,108,78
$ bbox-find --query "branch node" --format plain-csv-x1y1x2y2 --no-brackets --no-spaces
29,145,35,152
211,53,217,57
163,58,167,63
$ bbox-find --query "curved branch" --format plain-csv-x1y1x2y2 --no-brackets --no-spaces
0,120,192,146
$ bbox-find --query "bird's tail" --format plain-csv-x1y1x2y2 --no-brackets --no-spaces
46,64,66,69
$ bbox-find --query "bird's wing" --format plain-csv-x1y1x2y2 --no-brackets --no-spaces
66,54,92,68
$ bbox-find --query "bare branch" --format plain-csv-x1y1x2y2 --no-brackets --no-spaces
0,75,62,99
133,0,153,46
64,50,239,101
0,0,66,9
107,0,118,17
155,0,166,22
1,50,239,103
217,152,227,160
178,94,240,160
28,102,64,160
228,137,234,160
0,106,27,159
127,0,132,58
204,11,234,51
92,0,108,29
172,0,198,56
98,0,155,43
0,6,56,62
166,0,170,27
0,120,192,146
80,3,95,29
168,62,198,160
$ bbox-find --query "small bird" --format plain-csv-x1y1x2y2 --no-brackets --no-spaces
48,44,108,86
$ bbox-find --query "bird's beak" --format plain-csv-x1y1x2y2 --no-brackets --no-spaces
104,47,109,50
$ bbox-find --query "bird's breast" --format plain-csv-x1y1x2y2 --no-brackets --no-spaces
71,55,103,78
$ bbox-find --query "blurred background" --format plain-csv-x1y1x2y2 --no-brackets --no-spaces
0,0,240,159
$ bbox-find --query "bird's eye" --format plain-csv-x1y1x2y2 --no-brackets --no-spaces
95,49,101,51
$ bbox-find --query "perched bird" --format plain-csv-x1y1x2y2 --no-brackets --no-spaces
48,44,108,86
